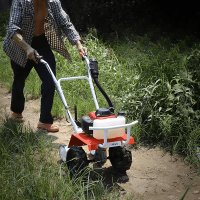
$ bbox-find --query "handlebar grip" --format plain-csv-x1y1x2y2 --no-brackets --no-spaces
79,52,88,61
34,51,43,63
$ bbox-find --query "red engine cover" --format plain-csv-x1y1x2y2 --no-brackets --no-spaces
89,112,116,120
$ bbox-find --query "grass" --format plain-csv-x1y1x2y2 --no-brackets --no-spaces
0,118,123,200
108,33,200,167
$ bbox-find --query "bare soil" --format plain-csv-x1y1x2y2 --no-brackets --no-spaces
0,83,199,200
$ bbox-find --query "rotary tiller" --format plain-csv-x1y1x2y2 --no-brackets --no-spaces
40,55,138,176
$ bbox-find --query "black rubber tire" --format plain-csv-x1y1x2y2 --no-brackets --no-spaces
66,146,88,177
109,146,132,173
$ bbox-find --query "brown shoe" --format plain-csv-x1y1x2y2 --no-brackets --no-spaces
37,122,59,132
10,112,24,122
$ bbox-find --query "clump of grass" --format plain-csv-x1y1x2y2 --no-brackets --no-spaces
110,33,200,166
0,118,121,200
0,39,12,90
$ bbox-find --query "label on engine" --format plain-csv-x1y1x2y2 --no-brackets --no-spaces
107,141,122,148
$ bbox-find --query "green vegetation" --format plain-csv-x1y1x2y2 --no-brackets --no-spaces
110,34,200,163
0,119,121,199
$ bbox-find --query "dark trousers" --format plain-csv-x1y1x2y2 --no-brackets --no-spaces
10,34,56,124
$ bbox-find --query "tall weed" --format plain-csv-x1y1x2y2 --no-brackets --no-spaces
111,33,200,165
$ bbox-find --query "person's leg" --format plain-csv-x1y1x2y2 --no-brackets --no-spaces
32,35,56,125
10,60,32,115
35,56,56,124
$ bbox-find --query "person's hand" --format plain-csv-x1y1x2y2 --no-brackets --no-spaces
76,40,87,56
26,46,42,63
12,33,42,63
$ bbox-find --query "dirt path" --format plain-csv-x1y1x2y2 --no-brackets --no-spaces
0,84,199,200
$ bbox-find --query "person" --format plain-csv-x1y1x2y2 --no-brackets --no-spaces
3,0,87,132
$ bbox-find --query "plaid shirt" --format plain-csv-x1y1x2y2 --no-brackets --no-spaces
3,0,81,67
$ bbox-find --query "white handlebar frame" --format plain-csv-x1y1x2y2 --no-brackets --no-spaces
89,120,138,148
40,58,99,133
